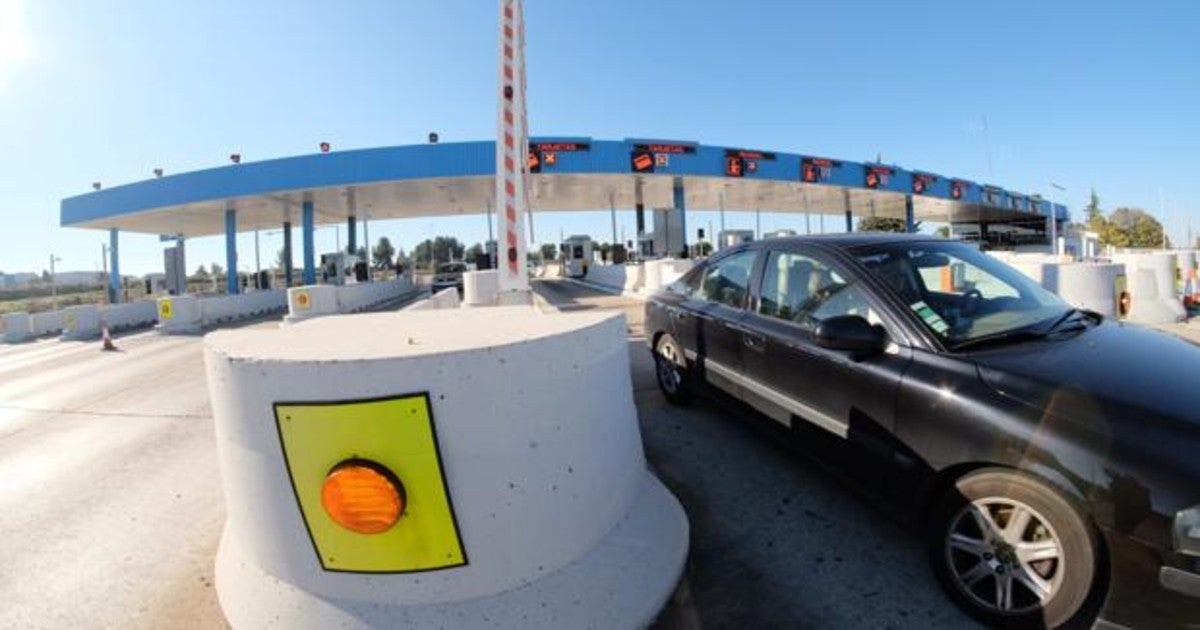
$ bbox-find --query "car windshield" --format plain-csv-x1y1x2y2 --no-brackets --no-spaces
852,240,1069,347
437,263,466,274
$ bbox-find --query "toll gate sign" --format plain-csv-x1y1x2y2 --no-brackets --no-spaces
912,173,937,195
724,149,775,178
630,142,696,173
801,157,841,183
865,166,893,189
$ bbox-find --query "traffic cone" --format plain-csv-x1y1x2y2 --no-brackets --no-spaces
101,324,118,352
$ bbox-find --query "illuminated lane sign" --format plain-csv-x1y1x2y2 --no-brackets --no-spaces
532,142,590,152
725,155,744,177
631,150,655,173
801,157,841,183
865,166,893,189
912,173,937,194
724,149,774,177
529,142,589,174
635,143,696,155
950,180,967,200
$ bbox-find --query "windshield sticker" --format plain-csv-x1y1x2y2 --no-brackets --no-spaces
910,301,951,335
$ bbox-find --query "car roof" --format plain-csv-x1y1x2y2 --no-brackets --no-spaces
758,232,943,249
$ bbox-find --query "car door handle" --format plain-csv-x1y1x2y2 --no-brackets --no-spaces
743,331,766,353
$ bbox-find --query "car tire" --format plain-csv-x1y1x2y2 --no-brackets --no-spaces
654,334,693,405
928,469,1097,629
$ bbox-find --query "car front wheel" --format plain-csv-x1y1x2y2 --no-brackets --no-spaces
928,469,1098,628
654,334,692,405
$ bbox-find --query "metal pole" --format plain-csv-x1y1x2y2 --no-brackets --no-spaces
1050,182,1065,256
50,254,58,308
609,193,618,251
254,230,261,288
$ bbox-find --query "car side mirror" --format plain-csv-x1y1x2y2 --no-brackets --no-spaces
815,315,887,356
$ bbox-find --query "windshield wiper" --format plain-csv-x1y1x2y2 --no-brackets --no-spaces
949,327,1049,352
1041,307,1098,335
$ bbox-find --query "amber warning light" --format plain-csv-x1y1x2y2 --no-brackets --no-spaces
321,459,406,535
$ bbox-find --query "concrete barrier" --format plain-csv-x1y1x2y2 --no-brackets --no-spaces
204,308,688,628
642,259,696,294
583,264,628,291
463,270,499,306
1044,263,1127,318
157,295,204,334
1112,252,1186,324
2,312,32,343
60,304,101,340
286,280,417,325
623,264,645,293
199,290,288,326
403,288,461,311
105,300,159,332
30,310,65,338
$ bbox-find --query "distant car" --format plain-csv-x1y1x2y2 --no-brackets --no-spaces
644,234,1200,628
430,262,466,293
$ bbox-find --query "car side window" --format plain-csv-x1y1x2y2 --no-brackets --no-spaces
696,250,756,308
758,250,877,329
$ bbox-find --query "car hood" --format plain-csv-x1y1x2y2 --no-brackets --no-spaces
973,320,1200,432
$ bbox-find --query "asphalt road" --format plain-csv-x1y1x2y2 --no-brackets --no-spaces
532,278,979,629
17,283,1194,628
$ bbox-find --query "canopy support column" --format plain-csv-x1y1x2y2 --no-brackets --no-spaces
282,220,293,287
302,201,316,285
347,214,357,254
905,195,916,233
673,177,688,258
108,229,121,304
225,207,239,295
843,189,853,232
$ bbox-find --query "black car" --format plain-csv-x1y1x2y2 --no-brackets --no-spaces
644,234,1200,628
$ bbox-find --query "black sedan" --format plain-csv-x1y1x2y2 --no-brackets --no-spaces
645,234,1200,628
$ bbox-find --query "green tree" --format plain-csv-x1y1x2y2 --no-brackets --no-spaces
464,243,485,262
210,263,225,277
539,243,557,260
371,237,396,269
412,236,465,268
935,226,952,238
1105,207,1165,248
194,264,209,279
275,248,291,272
1083,189,1103,229
856,216,914,232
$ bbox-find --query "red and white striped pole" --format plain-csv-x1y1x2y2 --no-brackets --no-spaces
496,0,529,294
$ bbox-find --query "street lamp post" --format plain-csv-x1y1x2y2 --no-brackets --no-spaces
1049,182,1066,256
49,254,62,308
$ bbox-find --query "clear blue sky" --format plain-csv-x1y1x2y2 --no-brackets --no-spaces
1,0,1197,276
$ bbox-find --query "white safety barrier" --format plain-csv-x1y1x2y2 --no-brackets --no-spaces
2,312,33,343
1176,250,1197,292
104,301,159,332
158,291,289,334
402,288,462,311
204,308,688,628
642,259,696,294
30,310,65,338
1043,263,1127,318
463,270,499,306
60,304,102,340
1112,252,1187,324
623,263,645,293
285,280,416,324
582,264,628,291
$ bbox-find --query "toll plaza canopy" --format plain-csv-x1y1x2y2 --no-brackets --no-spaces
61,136,1065,237
60,136,1067,296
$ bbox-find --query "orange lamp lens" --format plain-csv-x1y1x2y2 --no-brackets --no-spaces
320,460,405,535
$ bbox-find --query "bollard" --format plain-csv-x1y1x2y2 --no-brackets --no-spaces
204,307,688,628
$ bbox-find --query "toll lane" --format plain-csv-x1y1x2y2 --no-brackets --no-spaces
534,278,977,628
0,330,226,630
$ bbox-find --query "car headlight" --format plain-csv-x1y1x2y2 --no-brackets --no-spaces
1174,506,1200,556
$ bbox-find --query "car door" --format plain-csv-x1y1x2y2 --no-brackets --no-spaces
739,245,912,449
683,248,758,401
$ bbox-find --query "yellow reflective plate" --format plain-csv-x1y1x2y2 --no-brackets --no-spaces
274,393,466,573
159,299,173,320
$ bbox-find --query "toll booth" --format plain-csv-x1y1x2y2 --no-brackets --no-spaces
719,229,754,250
163,244,187,295
319,252,360,286
637,234,656,259
561,235,592,278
